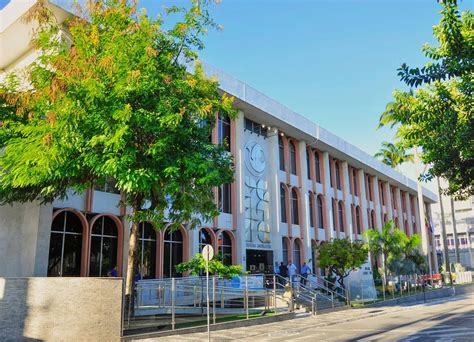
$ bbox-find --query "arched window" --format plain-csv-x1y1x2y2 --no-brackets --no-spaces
199,229,212,251
353,169,358,196
335,162,342,190
395,217,400,229
280,184,287,223
282,237,289,265
380,182,385,205
314,152,321,183
291,188,299,225
383,214,388,224
306,150,311,180
137,222,157,279
289,141,297,175
308,192,314,227
332,200,337,234
279,135,285,171
317,196,324,228
338,201,345,233
217,231,232,266
354,206,361,235
404,220,409,235
90,216,119,277
48,210,83,277
368,176,373,201
293,239,301,271
412,223,417,234
371,210,376,229
163,229,183,278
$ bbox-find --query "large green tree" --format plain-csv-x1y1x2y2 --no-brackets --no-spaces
379,0,473,198
316,239,367,290
0,0,235,304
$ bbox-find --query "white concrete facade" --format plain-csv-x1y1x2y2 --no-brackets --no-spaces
0,0,438,279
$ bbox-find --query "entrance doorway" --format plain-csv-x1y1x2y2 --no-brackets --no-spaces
246,249,273,274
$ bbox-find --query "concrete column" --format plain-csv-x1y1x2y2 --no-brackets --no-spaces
268,127,282,264
358,170,369,232
373,176,382,231
234,111,247,270
299,141,312,261
322,152,335,239
384,182,393,221
413,195,422,236
342,161,353,240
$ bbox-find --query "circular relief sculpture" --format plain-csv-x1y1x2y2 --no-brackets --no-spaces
244,141,266,176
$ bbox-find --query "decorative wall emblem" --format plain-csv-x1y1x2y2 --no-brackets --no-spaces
244,141,266,177
244,140,270,246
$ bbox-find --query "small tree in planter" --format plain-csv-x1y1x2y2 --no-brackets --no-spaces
176,253,243,278
316,239,368,291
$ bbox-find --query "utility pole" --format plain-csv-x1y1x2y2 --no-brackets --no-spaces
450,197,460,264
437,177,451,283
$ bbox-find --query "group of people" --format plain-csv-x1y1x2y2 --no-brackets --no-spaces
274,260,312,286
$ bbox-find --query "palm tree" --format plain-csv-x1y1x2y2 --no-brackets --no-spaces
364,221,405,286
374,141,414,170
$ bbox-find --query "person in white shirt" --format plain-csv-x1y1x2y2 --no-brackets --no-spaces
287,260,297,283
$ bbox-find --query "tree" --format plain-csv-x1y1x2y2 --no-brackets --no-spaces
374,141,414,169
176,253,243,278
389,232,427,275
0,0,236,308
364,221,405,285
316,239,367,290
379,0,473,198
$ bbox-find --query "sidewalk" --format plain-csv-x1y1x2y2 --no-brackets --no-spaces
136,293,473,341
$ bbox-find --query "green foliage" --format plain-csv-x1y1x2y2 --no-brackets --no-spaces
379,0,473,198
175,253,243,278
316,239,367,289
364,221,427,279
374,141,414,169
0,0,236,226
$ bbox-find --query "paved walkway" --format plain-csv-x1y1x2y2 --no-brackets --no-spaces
140,293,474,341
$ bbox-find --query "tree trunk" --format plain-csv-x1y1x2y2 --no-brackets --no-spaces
125,206,140,320
450,197,460,264
437,178,451,278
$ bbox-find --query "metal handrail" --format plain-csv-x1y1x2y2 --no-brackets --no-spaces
296,274,348,303
307,273,348,297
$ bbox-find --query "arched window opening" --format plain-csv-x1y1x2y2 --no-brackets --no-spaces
317,196,324,228
289,141,297,175
217,231,232,266
380,183,385,205
353,169,358,196
48,211,83,277
335,162,342,190
332,201,337,234
199,229,212,251
293,240,301,271
368,176,373,201
338,201,345,233
282,237,289,265
395,217,400,229
412,223,417,234
314,152,321,183
163,229,183,278
291,189,299,225
383,214,388,224
306,150,311,180
89,216,119,277
356,207,362,235
280,184,287,223
404,220,409,235
279,136,285,171
371,210,376,229
137,222,157,279
308,192,314,227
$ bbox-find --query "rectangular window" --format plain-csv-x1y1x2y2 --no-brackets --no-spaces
94,177,120,194
218,114,231,151
244,118,267,137
279,136,285,171
218,183,232,214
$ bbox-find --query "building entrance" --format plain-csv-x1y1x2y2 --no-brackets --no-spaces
246,249,273,274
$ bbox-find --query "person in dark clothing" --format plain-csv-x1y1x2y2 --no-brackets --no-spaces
279,262,288,288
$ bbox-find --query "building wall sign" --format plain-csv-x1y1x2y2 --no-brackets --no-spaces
244,141,271,249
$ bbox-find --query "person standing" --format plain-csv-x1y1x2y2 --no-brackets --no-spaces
274,262,280,275
279,262,288,288
300,262,311,286
287,260,297,284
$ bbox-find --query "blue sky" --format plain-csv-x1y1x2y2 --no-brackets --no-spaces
2,0,471,190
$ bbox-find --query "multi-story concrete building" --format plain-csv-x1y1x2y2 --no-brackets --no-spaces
433,189,474,271
0,0,438,280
